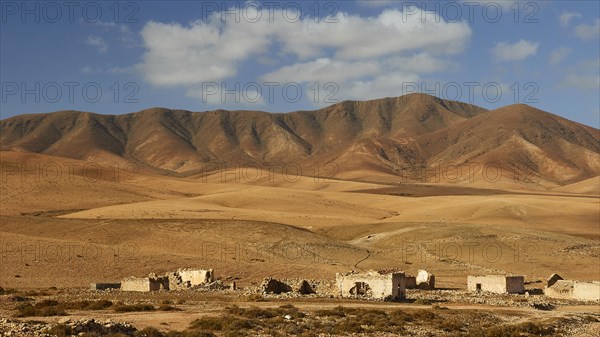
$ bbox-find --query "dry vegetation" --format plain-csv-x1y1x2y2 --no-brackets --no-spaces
1,288,599,337
12,302,599,337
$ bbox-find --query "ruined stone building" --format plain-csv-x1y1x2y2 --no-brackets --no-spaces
405,269,435,290
467,275,524,294
259,278,320,295
416,269,435,290
90,283,121,291
405,276,417,289
544,274,600,301
120,268,213,292
167,268,214,290
336,270,406,300
121,274,169,292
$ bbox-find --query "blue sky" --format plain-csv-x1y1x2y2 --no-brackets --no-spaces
1,0,598,127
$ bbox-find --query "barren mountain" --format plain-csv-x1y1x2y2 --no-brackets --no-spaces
1,93,598,186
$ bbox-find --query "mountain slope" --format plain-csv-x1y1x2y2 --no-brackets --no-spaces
416,104,600,184
1,94,598,186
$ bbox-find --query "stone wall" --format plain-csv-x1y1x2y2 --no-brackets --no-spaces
167,268,214,290
546,280,600,301
121,275,168,292
467,275,524,294
258,278,324,295
121,277,152,292
336,270,405,300
90,283,121,291
405,276,417,289
261,278,292,294
573,282,600,301
547,273,563,287
416,270,435,290
177,268,213,287
545,280,574,299
505,276,525,294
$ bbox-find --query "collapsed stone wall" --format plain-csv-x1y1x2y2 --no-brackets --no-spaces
261,278,292,294
90,283,121,291
259,278,335,296
546,279,600,302
167,268,214,290
336,270,405,300
416,270,435,290
545,280,575,299
121,268,210,292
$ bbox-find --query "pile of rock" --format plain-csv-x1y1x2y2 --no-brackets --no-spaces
53,319,136,336
0,318,51,337
190,280,230,291
257,278,336,297
1,317,138,337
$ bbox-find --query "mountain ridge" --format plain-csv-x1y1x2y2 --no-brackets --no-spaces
1,93,598,186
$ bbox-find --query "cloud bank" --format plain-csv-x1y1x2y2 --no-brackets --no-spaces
137,4,472,102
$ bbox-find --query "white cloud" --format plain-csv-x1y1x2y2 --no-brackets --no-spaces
137,6,471,90
84,35,109,54
574,19,600,40
261,58,381,83
86,20,138,48
460,0,521,10
549,47,572,65
356,0,396,8
338,72,422,101
559,11,581,27
259,53,459,102
491,40,539,62
261,53,455,85
386,53,458,73
278,9,471,60
137,19,268,86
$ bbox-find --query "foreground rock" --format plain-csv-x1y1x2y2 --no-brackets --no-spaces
0,318,136,337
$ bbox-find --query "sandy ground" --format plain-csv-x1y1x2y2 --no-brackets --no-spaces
1,151,598,291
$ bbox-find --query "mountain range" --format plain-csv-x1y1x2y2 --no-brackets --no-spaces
1,93,598,186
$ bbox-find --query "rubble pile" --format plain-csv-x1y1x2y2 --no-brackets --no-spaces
0,318,136,337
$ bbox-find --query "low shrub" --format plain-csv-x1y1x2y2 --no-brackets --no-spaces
15,300,67,317
113,304,155,313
